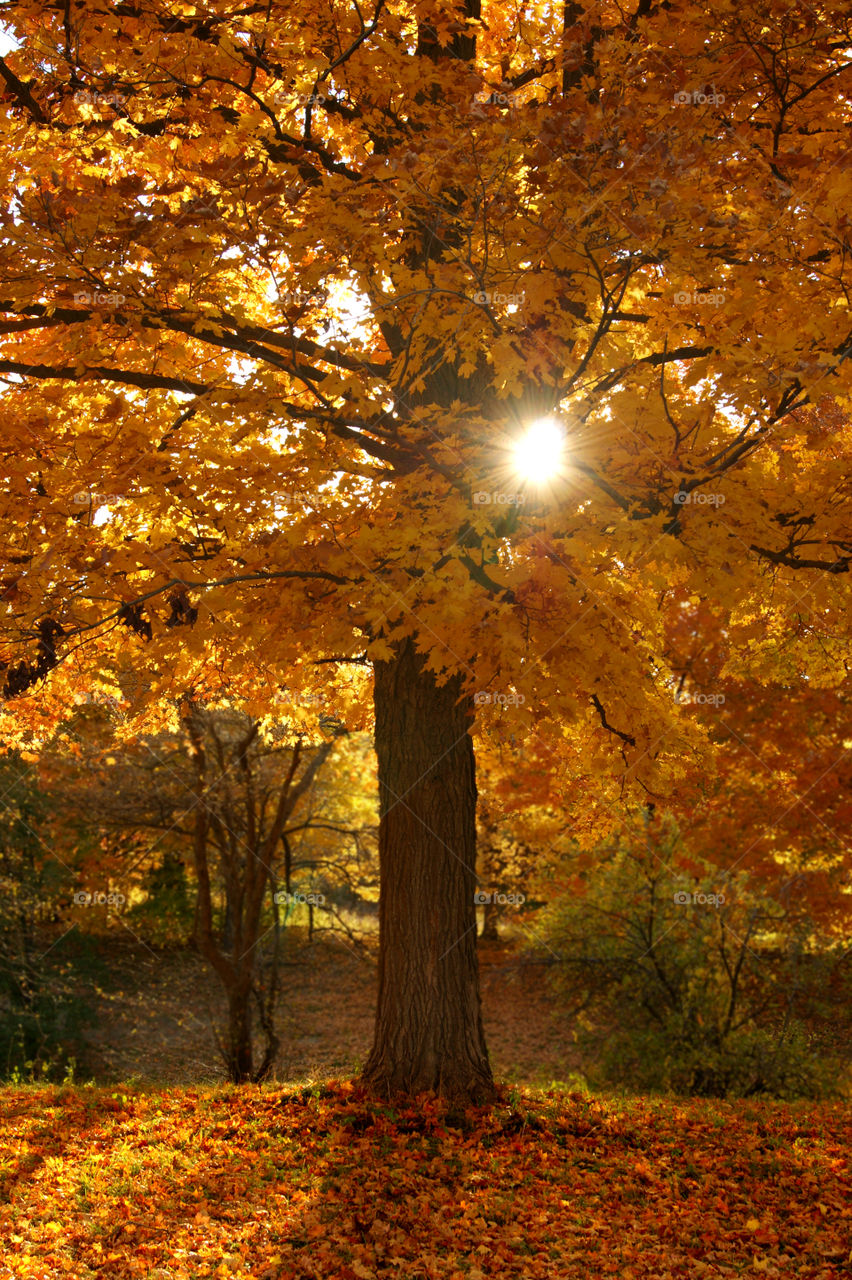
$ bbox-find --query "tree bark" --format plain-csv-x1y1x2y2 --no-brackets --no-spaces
480,897,501,942
361,637,494,1104
224,979,254,1083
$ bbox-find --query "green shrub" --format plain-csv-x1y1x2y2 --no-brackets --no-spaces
0,934,100,1083
539,817,850,1099
0,752,97,1081
126,851,195,944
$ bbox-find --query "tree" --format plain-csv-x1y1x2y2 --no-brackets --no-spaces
46,704,344,1081
475,779,539,942
182,706,342,1081
662,613,852,937
1,1,852,1100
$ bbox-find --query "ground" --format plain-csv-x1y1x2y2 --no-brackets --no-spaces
78,933,581,1090
0,1082,849,1278
2,932,850,1277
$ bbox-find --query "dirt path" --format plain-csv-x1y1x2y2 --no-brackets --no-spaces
78,933,581,1088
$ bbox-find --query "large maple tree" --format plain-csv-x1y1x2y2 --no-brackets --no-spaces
1,0,852,1101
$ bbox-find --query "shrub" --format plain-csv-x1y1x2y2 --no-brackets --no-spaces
0,753,96,1080
126,851,195,944
539,818,850,1098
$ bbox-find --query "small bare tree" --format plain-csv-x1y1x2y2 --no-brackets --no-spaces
51,704,345,1082
181,704,341,1081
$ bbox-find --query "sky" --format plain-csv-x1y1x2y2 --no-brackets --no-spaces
0,26,19,56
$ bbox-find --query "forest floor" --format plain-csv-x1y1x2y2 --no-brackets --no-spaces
77,931,583,1090
3,931,850,1278
0,1080,849,1279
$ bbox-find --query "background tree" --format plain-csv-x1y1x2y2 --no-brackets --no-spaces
182,706,343,1081
47,704,346,1081
475,781,542,942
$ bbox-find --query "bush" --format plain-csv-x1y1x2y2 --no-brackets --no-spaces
126,851,195,944
0,753,96,1080
539,818,850,1099
0,932,101,1083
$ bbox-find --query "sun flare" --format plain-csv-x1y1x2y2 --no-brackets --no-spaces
512,417,566,484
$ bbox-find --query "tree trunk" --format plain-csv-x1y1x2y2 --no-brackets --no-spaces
480,897,501,942
221,895,235,954
224,981,253,1083
361,637,494,1104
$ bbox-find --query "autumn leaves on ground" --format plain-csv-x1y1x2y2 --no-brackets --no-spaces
1,934,851,1279
1,1082,850,1280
